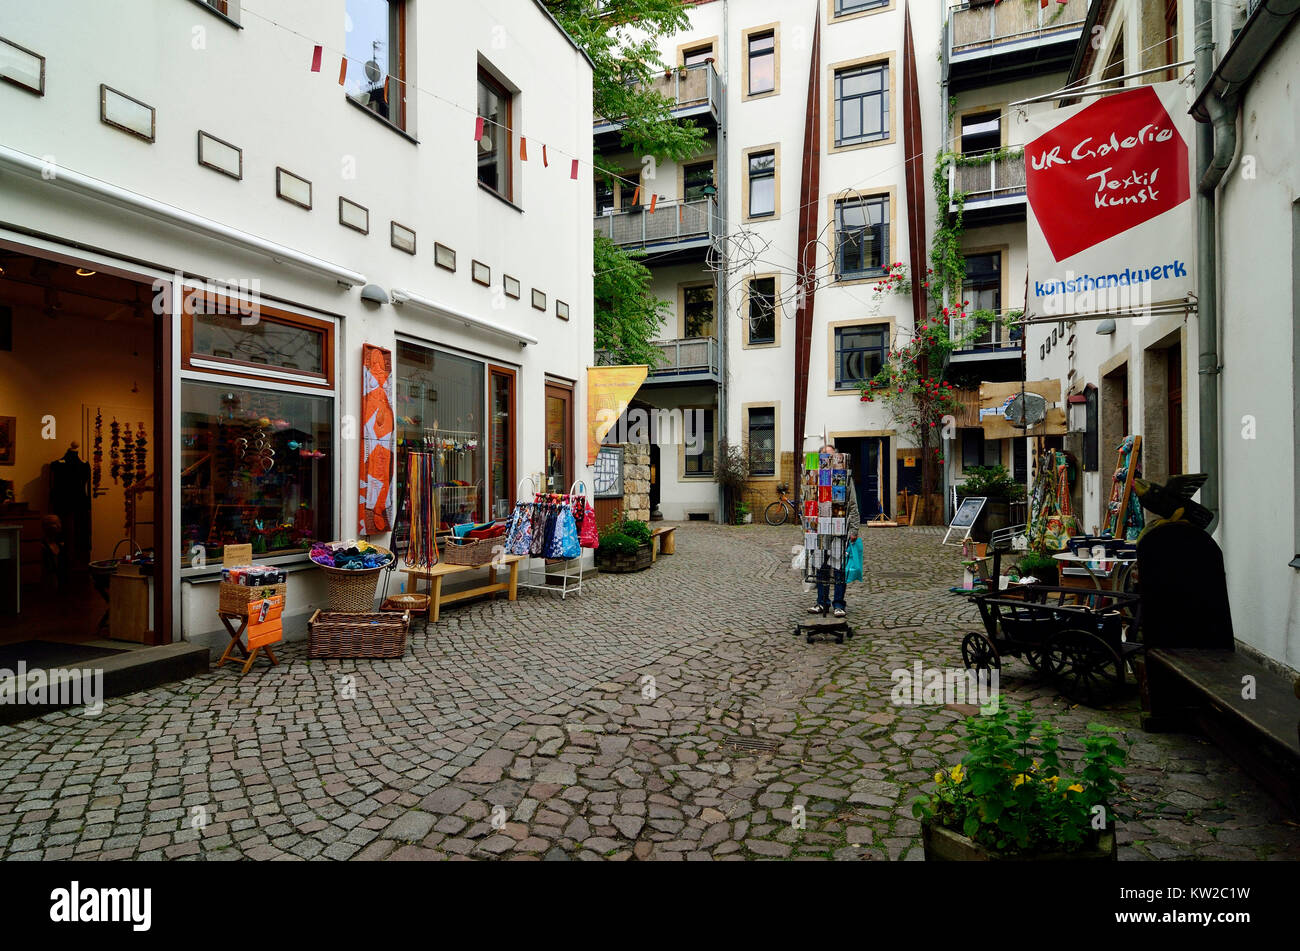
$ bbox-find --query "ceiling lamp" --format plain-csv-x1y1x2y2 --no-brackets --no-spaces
75,268,96,277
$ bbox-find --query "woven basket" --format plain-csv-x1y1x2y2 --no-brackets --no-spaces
441,535,499,566
307,609,409,659
219,582,287,615
315,545,393,612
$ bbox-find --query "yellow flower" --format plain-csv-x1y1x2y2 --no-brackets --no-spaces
934,771,945,785
1067,783,1084,793
1013,773,1031,787
949,764,965,783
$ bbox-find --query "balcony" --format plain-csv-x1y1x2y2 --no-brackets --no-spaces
596,337,720,386
593,196,716,262
948,316,1022,366
594,61,722,141
945,0,1088,92
948,151,1027,225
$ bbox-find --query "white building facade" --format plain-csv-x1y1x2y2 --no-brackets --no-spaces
0,0,594,646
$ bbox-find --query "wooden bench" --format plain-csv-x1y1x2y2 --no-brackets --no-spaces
1142,647,1300,812
402,554,522,623
651,526,676,563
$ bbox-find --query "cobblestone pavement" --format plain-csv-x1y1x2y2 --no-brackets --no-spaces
1,523,1298,861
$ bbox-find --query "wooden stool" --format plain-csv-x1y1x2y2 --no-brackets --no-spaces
382,593,430,633
216,610,279,675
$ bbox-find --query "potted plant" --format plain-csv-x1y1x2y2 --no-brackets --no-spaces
1015,550,1060,585
595,511,653,573
956,464,1026,542
914,705,1127,861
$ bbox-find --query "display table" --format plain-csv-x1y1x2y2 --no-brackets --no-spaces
402,554,522,623
1052,551,1138,591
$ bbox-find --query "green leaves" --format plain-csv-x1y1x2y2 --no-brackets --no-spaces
592,235,671,368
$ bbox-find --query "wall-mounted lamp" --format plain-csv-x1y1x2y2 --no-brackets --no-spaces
1095,318,1116,335
360,283,390,305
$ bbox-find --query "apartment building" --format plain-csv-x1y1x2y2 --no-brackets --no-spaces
594,0,942,523
0,0,594,646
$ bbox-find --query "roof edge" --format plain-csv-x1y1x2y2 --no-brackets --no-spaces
531,0,596,70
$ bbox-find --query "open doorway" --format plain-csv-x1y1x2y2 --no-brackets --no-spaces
0,248,166,650
837,436,891,520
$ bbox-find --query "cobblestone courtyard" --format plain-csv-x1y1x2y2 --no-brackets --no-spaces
1,523,1297,861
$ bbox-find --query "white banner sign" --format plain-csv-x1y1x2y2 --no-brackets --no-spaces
1024,82,1195,319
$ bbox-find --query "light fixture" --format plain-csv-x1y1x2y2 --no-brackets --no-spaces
75,268,96,277
359,283,389,305
1095,318,1116,335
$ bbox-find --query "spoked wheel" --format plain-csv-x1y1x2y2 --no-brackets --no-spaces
765,501,790,526
1045,628,1125,706
1022,644,1052,674
961,631,1002,672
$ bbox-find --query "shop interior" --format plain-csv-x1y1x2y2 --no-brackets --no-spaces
0,249,160,657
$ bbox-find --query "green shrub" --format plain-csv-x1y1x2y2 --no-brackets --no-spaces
599,532,641,555
621,520,652,544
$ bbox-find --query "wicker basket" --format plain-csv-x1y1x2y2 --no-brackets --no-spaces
307,609,409,658
441,535,500,567
315,545,393,612
219,582,288,615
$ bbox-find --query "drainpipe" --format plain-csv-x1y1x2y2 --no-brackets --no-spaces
717,0,730,522
1194,0,1236,534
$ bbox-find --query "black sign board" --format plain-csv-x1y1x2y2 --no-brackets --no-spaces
943,496,987,545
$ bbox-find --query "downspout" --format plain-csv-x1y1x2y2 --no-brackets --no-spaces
1194,0,1237,534
718,0,729,523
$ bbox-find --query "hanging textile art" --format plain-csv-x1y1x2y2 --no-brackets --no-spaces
359,343,396,535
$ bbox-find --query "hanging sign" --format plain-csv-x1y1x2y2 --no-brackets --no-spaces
585,366,648,465
1025,82,1194,319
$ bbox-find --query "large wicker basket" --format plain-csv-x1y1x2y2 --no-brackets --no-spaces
219,581,287,615
307,609,409,658
315,545,393,612
441,535,500,567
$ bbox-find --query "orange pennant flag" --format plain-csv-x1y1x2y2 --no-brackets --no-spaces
338,57,348,85
631,185,641,206
383,76,389,103
648,193,658,214
542,144,549,167
520,137,528,161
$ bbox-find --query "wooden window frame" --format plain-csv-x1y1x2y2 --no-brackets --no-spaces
343,0,407,131
678,281,716,339
742,24,780,101
181,291,335,388
828,187,896,285
477,66,514,203
828,0,894,24
489,364,517,518
544,380,576,494
744,144,780,220
827,54,896,154
744,403,780,478
828,318,894,395
743,273,781,349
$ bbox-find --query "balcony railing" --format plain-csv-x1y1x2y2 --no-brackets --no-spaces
594,61,722,133
595,336,720,382
948,152,1027,210
593,196,716,253
948,0,1088,58
949,316,1022,355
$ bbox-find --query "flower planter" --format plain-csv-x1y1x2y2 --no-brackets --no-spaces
595,541,652,573
921,819,1116,861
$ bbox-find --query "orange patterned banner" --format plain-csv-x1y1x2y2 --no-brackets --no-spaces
586,366,648,465
359,344,396,534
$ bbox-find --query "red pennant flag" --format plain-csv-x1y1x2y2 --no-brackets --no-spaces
338,57,348,85
570,159,579,180
382,76,389,103
648,193,658,214
1040,0,1048,7
631,185,641,206
311,46,323,72
520,137,528,161
474,116,484,141
542,145,549,167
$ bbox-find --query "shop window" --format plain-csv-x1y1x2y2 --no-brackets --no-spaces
683,285,715,338
477,67,513,201
748,407,775,476
834,62,888,147
683,161,715,202
395,342,487,530
684,410,714,477
184,299,331,385
835,324,888,390
961,429,1001,470
747,30,776,96
180,381,334,565
345,0,407,129
748,150,776,218
747,276,777,345
960,110,1000,156
834,193,889,280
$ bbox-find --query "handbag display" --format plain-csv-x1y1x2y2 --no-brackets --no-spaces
578,499,600,549
546,505,581,559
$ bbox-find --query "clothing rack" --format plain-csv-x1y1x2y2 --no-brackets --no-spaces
516,478,587,599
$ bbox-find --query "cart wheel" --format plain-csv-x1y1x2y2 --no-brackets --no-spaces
1045,629,1125,706
1022,646,1051,674
961,631,1001,672
806,634,815,645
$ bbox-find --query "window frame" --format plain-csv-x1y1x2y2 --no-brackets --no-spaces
742,24,779,100
831,190,892,283
678,39,717,68
679,282,716,339
746,405,777,477
343,0,408,132
832,321,891,392
744,274,780,348
181,290,335,389
746,147,778,219
477,65,514,203
680,158,716,203
829,0,893,23
830,57,892,151
681,407,716,479
961,248,1006,347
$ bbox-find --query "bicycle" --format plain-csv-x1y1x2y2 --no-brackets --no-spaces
764,483,800,526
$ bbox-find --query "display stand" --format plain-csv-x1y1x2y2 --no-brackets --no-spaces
1102,435,1143,541
794,451,855,643
516,478,586,599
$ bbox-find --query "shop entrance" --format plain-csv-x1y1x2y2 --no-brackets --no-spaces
0,248,167,648
837,436,892,520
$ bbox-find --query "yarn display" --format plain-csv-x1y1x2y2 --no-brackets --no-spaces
309,539,394,571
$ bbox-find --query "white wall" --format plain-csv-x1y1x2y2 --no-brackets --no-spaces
0,0,593,642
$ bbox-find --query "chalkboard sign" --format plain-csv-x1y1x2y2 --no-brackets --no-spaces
943,496,987,546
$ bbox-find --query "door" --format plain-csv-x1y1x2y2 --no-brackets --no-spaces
839,437,891,520
544,381,574,494
489,366,516,518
